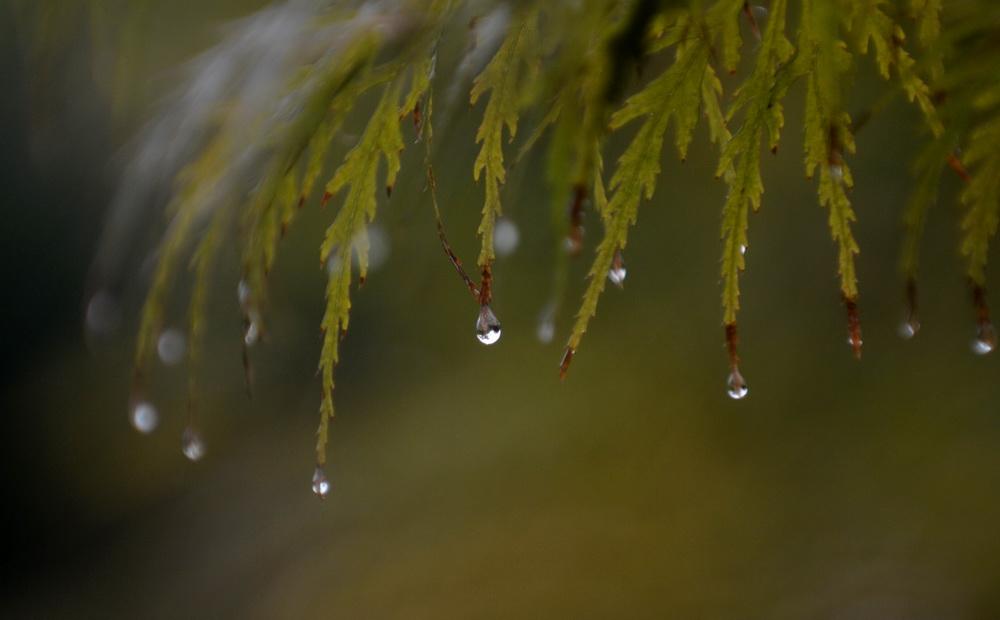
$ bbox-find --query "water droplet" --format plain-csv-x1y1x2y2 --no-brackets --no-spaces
830,164,844,182
362,225,391,272
237,279,252,307
739,244,748,256
726,369,748,400
157,329,186,365
607,250,626,287
475,304,502,345
493,218,520,257
244,321,260,347
181,427,206,461
130,401,159,434
85,290,121,335
537,318,555,344
312,466,330,499
973,322,996,355
898,319,920,340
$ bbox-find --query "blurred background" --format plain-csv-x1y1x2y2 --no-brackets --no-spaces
3,2,1000,618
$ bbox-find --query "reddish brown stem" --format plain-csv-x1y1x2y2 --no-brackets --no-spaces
427,165,480,301
559,347,575,380
947,152,972,183
742,2,761,41
725,322,740,370
844,296,862,360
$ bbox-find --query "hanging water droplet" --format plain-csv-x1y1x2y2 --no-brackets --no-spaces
739,244,748,256
898,319,920,340
157,329,187,365
312,466,330,499
244,320,260,347
130,401,159,434
493,218,520,258
476,304,502,345
607,250,626,287
181,427,206,461
726,368,748,400
972,322,996,355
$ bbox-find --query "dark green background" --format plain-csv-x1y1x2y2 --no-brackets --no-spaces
2,2,999,618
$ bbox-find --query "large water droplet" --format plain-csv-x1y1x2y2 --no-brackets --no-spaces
157,329,187,365
726,369,748,400
181,427,206,461
476,304,502,345
493,218,520,257
973,322,996,355
130,401,159,434
607,250,626,287
312,466,330,499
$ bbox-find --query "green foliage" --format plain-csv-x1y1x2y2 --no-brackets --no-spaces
719,0,793,325
317,82,404,463
471,10,539,268
108,0,1000,472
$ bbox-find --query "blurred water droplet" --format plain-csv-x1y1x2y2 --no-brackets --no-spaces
537,318,555,344
181,427,206,461
739,244,748,256
476,304,502,345
607,250,626,287
726,369,748,400
312,466,330,499
830,165,844,182
493,218,520,257
157,329,186,365
130,401,159,434
86,290,121,335
898,319,919,340
363,225,391,272
973,322,995,355
237,279,252,307
244,321,260,347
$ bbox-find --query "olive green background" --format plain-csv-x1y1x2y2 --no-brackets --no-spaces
3,2,1000,618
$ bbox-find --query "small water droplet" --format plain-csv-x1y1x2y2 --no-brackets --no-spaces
739,244,748,256
244,321,260,347
476,304,502,345
181,427,206,461
130,401,159,434
493,218,520,257
537,318,555,344
898,319,920,340
312,466,330,499
237,279,252,307
830,164,844,182
973,322,995,355
726,369,748,400
607,250,626,287
157,329,186,365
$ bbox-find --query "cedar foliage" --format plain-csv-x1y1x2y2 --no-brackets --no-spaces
45,0,1000,479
